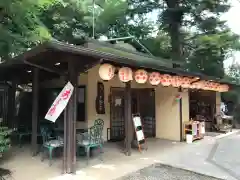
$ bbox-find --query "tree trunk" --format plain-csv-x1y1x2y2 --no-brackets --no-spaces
165,0,183,62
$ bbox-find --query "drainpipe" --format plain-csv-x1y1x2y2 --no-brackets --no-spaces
178,88,183,142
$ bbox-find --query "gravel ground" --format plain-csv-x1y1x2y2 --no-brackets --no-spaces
116,164,222,180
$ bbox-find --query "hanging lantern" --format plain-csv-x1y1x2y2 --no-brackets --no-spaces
160,74,172,86
211,83,218,91
171,76,182,87
190,83,197,89
118,67,133,82
218,84,229,92
149,72,161,86
209,82,216,91
135,69,148,84
194,81,203,89
181,77,191,89
99,63,115,81
204,81,211,90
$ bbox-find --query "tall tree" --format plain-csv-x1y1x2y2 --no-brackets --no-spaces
0,0,55,59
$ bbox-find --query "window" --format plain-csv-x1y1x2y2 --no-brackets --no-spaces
77,86,86,121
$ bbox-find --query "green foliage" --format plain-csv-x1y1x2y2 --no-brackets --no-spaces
1,0,240,81
0,0,55,59
0,126,11,156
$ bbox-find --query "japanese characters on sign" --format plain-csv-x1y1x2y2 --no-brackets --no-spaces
45,82,74,122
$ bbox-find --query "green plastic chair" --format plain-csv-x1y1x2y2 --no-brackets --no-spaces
77,119,104,164
40,126,63,166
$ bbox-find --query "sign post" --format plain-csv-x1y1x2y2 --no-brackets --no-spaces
45,82,74,122
132,113,147,152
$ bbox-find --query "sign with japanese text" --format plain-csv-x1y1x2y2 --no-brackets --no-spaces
45,82,74,122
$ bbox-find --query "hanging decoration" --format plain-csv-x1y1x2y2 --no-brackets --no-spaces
175,94,182,102
171,76,182,87
99,63,115,81
160,74,172,86
181,77,191,89
218,84,229,92
203,81,210,90
149,72,161,86
135,69,148,84
118,67,133,82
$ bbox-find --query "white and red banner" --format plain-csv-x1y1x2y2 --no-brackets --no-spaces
45,82,74,122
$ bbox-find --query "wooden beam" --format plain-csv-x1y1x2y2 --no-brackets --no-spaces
7,81,16,128
31,68,39,156
124,81,132,156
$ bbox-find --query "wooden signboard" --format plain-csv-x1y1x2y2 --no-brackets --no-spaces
132,114,147,152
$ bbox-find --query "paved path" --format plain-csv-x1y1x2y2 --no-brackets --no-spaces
208,132,240,180
45,130,240,180
116,131,240,180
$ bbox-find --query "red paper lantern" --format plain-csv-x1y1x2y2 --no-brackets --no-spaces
190,83,197,89
99,63,115,81
149,72,161,86
171,76,182,87
118,67,133,82
204,81,211,90
160,74,172,86
181,77,191,89
135,69,148,84
218,84,229,92
194,81,203,89
213,83,220,91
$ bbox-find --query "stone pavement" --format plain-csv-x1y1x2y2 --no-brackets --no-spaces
117,164,221,180
48,130,240,180
209,132,240,180
4,130,240,180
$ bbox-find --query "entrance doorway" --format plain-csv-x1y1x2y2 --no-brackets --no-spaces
109,88,155,141
189,90,216,131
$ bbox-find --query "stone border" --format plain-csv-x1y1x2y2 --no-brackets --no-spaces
115,163,224,180
214,129,240,139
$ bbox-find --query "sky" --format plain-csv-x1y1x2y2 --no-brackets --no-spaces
221,0,240,69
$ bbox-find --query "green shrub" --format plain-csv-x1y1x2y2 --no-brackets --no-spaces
0,126,12,157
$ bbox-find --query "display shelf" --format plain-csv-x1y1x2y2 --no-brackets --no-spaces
183,121,205,142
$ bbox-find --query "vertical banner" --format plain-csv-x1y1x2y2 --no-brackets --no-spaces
45,82,74,122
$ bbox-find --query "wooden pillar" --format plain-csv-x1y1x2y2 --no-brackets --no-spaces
63,61,77,174
124,81,132,156
178,88,183,142
8,81,16,128
31,68,39,156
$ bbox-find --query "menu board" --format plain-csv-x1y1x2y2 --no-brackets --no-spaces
132,114,146,151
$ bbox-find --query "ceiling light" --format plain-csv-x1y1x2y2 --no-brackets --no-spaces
55,62,60,66
27,70,32,73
